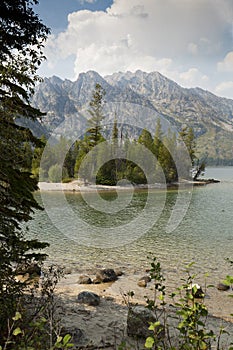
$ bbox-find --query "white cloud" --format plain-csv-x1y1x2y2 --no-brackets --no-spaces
215,81,233,99
41,0,233,98
178,68,209,87
218,52,233,72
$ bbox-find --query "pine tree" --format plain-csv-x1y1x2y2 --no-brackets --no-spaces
138,128,154,153
153,118,163,158
179,126,196,166
0,0,49,339
87,83,106,147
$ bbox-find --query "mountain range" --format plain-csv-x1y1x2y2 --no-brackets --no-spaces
30,70,233,164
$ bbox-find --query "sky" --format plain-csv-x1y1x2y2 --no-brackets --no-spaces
35,0,233,99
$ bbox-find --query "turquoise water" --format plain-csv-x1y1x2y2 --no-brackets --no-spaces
28,167,233,281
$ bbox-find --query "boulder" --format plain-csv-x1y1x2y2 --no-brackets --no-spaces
217,283,230,291
78,275,92,284
127,306,164,339
95,269,118,283
77,291,100,306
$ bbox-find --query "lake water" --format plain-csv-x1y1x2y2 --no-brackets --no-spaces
28,167,233,283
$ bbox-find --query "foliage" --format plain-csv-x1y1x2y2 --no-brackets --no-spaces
0,0,50,342
142,258,231,350
179,126,206,180
0,266,74,350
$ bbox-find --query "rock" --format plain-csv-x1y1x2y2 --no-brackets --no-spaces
115,269,124,277
127,306,164,339
16,263,41,277
92,278,101,284
78,275,92,284
64,267,72,275
95,269,118,283
138,275,151,287
188,283,204,298
77,291,100,306
217,283,230,291
138,279,147,287
61,327,84,344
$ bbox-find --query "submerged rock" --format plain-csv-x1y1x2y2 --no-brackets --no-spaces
217,283,230,291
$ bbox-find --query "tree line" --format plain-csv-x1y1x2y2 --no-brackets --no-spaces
27,84,202,185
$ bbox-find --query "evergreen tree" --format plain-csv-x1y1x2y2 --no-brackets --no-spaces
87,83,106,147
0,0,49,339
111,116,119,183
153,118,163,158
179,126,196,166
158,132,178,183
138,128,154,153
179,126,205,180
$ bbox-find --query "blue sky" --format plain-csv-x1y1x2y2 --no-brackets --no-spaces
35,0,113,33
35,0,233,99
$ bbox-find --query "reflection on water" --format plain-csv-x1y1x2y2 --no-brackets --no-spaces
27,167,233,282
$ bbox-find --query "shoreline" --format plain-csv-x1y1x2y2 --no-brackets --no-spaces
55,267,233,348
38,179,220,193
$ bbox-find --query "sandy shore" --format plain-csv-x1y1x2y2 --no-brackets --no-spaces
38,181,166,192
54,268,233,349
38,179,218,193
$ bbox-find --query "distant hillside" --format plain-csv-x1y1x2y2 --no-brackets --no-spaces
31,70,233,164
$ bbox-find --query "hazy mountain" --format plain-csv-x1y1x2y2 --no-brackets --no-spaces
31,70,233,164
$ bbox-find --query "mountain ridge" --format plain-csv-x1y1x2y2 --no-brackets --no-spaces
31,70,233,164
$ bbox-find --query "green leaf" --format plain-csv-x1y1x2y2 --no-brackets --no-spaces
148,321,160,330
63,334,72,345
13,327,22,336
12,311,22,321
56,336,63,344
145,336,155,348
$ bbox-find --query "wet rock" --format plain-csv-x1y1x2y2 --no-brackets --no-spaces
217,283,230,291
77,291,100,306
95,269,118,283
127,306,164,339
78,275,92,284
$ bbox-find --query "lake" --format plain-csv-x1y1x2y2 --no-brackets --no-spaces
28,167,233,283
